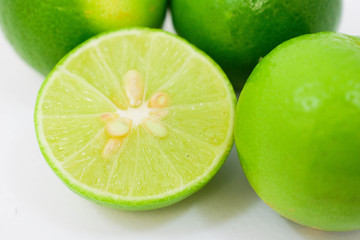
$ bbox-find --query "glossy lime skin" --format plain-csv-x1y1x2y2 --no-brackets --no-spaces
235,32,360,231
0,0,167,75
171,0,342,90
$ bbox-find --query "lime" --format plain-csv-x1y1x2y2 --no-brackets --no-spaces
235,32,360,231
34,28,236,210
0,0,167,75
170,0,342,89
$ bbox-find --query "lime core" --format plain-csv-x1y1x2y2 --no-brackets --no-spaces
101,69,171,157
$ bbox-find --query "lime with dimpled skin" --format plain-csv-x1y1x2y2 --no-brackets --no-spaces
0,0,168,75
171,0,342,90
235,32,360,231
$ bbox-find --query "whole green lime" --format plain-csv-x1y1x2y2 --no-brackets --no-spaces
235,32,360,231
171,0,342,89
0,0,167,75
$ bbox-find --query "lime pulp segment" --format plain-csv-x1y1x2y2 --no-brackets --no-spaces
35,29,236,209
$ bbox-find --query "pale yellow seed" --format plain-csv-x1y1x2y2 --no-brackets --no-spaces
105,117,132,137
148,92,169,108
100,113,118,121
123,70,144,107
143,119,168,138
149,109,169,118
102,138,123,158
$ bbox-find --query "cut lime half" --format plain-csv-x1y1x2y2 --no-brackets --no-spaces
34,29,236,210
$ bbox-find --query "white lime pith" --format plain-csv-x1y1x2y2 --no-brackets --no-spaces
35,29,236,210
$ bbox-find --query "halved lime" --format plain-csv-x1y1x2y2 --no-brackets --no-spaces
34,28,236,210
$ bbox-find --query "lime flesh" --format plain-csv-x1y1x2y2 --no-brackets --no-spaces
35,29,236,210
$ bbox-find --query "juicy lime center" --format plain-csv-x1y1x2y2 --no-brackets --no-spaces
101,69,170,157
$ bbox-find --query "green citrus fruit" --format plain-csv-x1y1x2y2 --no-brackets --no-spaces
0,0,167,75
34,28,236,210
235,32,360,231
171,0,342,90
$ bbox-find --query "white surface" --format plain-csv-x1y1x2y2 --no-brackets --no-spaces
0,1,360,239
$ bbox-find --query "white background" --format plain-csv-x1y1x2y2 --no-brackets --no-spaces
0,1,360,239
